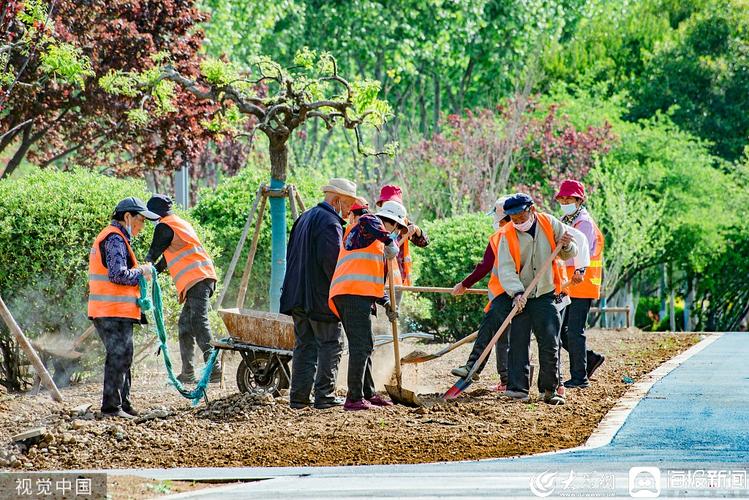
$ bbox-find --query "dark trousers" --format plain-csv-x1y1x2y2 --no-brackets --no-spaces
333,295,377,401
507,292,561,394
178,280,218,375
289,308,344,406
561,297,598,383
94,318,133,413
467,294,513,384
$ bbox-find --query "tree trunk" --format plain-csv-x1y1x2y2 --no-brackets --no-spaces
684,273,695,331
268,140,288,313
433,75,441,132
1,123,33,179
659,263,667,323
418,76,427,135
668,263,676,331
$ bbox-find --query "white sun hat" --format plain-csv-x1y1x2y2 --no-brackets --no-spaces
375,200,408,228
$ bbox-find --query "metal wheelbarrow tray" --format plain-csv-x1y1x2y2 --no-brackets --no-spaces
211,308,294,396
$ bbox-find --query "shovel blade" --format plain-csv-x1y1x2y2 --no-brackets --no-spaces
443,377,472,400
385,384,421,407
400,352,437,364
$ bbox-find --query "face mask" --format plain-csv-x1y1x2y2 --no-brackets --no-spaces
513,214,535,232
124,216,133,238
492,221,500,231
390,231,399,241
560,203,577,215
335,201,344,219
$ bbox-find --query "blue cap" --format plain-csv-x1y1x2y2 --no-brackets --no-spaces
503,193,534,215
113,197,160,220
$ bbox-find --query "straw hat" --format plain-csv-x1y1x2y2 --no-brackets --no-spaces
321,178,360,200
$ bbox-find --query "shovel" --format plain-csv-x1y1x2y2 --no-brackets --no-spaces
384,257,421,407
401,330,478,364
444,243,564,400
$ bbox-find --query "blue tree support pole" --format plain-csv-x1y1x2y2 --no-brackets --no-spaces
268,177,287,313
268,139,289,314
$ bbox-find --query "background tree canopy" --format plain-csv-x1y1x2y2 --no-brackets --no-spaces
2,0,748,337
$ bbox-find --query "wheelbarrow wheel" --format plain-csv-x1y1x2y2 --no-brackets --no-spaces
236,352,289,397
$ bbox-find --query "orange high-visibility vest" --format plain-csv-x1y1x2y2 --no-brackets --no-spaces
328,227,389,318
401,239,413,286
88,226,142,320
485,230,513,312
159,214,217,302
566,217,604,299
386,239,404,288
501,213,563,295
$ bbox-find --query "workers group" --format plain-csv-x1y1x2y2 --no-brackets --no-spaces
87,195,220,419
282,178,605,410
88,177,604,416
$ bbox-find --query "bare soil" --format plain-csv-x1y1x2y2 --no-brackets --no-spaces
0,329,699,473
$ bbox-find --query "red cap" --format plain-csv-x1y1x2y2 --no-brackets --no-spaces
376,185,403,206
351,202,368,211
555,179,586,200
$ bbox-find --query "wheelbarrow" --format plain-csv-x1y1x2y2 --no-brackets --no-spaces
211,308,294,397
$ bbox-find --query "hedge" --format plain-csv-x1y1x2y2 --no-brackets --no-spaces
410,212,495,341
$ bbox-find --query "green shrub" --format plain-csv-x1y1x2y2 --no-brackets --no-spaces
635,296,661,330
410,212,495,341
191,159,327,309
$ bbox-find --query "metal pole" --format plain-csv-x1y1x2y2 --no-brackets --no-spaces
174,163,190,209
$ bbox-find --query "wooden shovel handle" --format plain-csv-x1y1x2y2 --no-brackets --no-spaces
464,243,565,381
395,285,489,295
387,258,401,385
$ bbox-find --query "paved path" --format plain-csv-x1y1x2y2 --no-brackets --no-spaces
105,333,749,497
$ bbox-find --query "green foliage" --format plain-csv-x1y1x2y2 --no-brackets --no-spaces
99,70,138,97
545,87,736,297
0,168,149,337
635,296,661,330
190,156,327,309
18,0,48,27
39,43,94,89
99,69,178,120
627,0,749,160
200,58,240,86
409,213,494,341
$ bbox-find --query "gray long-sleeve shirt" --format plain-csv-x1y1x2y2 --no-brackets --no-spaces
497,213,577,298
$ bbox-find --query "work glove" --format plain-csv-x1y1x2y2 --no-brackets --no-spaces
384,241,399,260
384,301,399,322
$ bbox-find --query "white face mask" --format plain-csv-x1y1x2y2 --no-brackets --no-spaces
560,203,578,215
513,214,535,232
492,221,500,231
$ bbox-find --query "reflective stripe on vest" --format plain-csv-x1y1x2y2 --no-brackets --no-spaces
566,217,604,299
328,230,386,318
402,239,413,286
160,214,217,299
485,230,512,312
87,226,141,320
501,213,563,295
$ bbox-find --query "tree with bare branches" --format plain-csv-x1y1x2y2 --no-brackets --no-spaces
102,48,395,310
